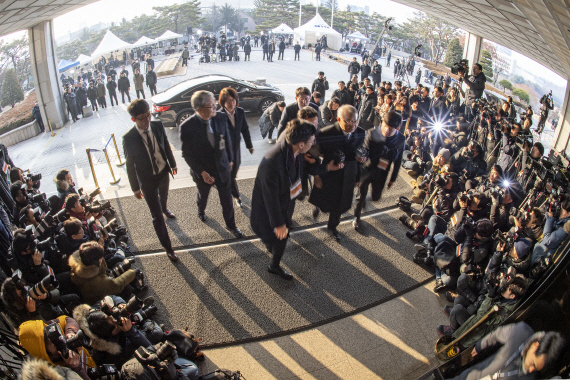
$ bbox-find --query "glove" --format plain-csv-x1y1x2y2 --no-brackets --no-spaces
486,280,499,298
463,221,474,236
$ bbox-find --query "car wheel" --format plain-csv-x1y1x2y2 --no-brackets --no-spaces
258,98,275,113
176,110,194,127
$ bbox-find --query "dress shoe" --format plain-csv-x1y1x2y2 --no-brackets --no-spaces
166,249,179,262
352,218,360,230
198,213,206,222
235,198,243,208
228,227,244,238
164,209,176,218
445,291,456,303
443,305,452,316
312,206,320,219
329,227,341,241
268,265,293,280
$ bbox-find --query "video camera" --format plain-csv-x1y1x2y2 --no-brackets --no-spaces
12,268,58,300
44,322,91,359
451,59,469,76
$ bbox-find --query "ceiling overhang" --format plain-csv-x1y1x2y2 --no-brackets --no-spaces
0,0,98,38
390,0,570,79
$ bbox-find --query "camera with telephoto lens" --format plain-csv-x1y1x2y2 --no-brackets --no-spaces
26,173,42,182
44,322,91,359
493,229,518,251
102,219,119,235
510,208,530,227
110,258,135,277
12,269,59,300
435,173,448,188
30,192,49,209
486,266,517,292
100,296,126,326
130,304,158,324
529,255,552,279
87,364,121,380
458,190,474,206
84,200,113,215
450,59,469,76
134,341,177,366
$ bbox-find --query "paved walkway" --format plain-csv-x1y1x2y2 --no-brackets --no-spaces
6,47,447,379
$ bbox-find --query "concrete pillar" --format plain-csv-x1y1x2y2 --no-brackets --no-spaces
462,32,483,72
28,20,66,130
552,81,570,154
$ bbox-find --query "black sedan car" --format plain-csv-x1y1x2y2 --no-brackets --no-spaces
151,74,285,127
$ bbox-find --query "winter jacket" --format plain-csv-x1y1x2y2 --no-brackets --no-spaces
463,71,486,106
118,77,130,92
75,88,87,106
96,83,106,97
311,78,329,99
294,43,301,52
357,92,377,130
68,251,136,305
133,74,144,91
19,316,96,379
348,61,360,75
371,64,382,82
87,87,97,100
497,133,519,177
531,215,570,265
145,70,157,86
182,49,190,58
21,357,83,380
331,88,351,106
319,101,337,128
106,80,117,95
360,64,371,78
74,302,151,367
244,43,251,54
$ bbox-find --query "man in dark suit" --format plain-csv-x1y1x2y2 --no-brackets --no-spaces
309,105,366,241
276,87,313,138
123,99,178,262
180,91,244,238
251,119,317,280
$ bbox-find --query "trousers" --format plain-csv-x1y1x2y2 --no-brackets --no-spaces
109,92,118,106
136,89,146,99
264,236,289,268
278,51,284,60
121,90,131,103
149,84,157,96
195,175,236,229
141,169,172,250
294,51,300,60
354,168,388,218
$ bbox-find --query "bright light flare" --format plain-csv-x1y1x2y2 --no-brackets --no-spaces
503,180,511,188
432,122,443,132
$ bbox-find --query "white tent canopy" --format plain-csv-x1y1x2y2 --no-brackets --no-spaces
155,30,183,42
75,54,93,65
133,36,157,47
91,30,132,59
294,14,342,50
272,23,294,34
346,31,369,41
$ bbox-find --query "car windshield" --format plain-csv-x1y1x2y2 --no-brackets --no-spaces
239,80,258,89
159,76,233,99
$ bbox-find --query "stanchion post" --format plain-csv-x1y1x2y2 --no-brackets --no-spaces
86,148,99,189
103,148,121,184
47,118,55,137
111,134,125,166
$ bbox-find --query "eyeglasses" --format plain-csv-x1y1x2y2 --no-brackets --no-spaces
200,106,216,109
136,112,152,121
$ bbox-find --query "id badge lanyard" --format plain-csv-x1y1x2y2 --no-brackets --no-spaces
286,148,302,200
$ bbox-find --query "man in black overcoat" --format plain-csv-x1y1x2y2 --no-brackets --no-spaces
123,99,179,261
309,105,366,241
251,119,316,280
179,91,244,238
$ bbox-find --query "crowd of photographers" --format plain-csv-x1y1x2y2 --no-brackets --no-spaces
388,60,567,375
0,163,202,379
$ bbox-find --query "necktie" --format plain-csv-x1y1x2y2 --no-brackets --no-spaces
205,120,215,147
144,131,159,174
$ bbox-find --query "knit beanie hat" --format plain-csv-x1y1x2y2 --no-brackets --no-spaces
514,238,531,259
438,148,451,163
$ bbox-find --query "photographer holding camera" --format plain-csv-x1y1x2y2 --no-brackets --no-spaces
121,341,200,380
530,193,570,267
537,91,554,135
409,148,452,204
457,63,486,122
68,241,137,305
451,141,487,183
413,172,460,264
438,274,527,340
518,142,544,193
497,121,522,178
74,295,157,367
10,167,41,193
64,194,101,223
11,228,54,283
19,316,96,380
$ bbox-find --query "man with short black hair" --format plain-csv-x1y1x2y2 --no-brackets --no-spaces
459,63,486,122
311,72,329,105
123,99,178,262
348,57,360,83
146,65,158,96
277,87,312,137
251,119,317,280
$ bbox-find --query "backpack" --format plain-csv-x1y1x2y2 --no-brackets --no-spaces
201,369,246,379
